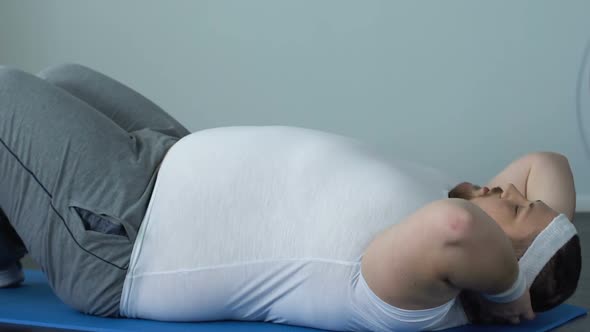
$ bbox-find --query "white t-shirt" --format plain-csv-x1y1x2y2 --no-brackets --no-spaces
120,126,469,331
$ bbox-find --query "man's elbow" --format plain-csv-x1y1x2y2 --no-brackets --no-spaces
433,199,476,243
530,151,569,163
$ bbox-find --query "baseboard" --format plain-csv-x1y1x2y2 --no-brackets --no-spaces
576,195,590,213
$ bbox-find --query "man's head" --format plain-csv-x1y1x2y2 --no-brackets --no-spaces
449,182,559,258
448,182,581,312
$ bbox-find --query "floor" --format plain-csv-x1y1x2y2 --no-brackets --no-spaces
2,213,590,332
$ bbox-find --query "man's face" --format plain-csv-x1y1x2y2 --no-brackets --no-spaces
451,182,559,256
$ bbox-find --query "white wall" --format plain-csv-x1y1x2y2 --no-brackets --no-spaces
2,0,590,211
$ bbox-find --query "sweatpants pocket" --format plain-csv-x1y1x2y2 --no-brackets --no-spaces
72,205,128,238
66,200,132,269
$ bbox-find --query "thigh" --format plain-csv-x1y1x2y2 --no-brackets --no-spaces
37,63,191,138
0,66,177,316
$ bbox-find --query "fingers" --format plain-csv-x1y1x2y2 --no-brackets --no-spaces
509,316,520,325
478,289,537,325
491,310,535,325
506,311,536,325
523,310,536,321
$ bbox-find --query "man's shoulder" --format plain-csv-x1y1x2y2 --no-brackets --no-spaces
360,199,467,311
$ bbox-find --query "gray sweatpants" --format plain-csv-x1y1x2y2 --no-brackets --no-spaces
0,64,190,317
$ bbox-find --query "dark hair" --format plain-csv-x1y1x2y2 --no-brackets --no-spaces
529,234,581,311
459,235,581,324
448,185,582,323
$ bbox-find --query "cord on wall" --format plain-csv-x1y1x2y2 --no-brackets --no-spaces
575,38,590,213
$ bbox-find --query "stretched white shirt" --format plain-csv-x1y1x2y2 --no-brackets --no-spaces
120,126,469,331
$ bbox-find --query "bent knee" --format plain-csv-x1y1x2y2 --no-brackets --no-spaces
37,63,95,81
0,66,32,86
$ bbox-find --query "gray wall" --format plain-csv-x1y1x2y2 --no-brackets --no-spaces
2,0,590,211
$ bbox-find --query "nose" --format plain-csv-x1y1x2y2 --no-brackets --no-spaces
501,183,528,203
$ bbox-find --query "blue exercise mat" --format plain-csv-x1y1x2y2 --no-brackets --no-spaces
0,270,586,332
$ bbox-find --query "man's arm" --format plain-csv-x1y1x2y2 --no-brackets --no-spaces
443,199,536,325
485,152,576,221
440,199,520,295
361,198,523,314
